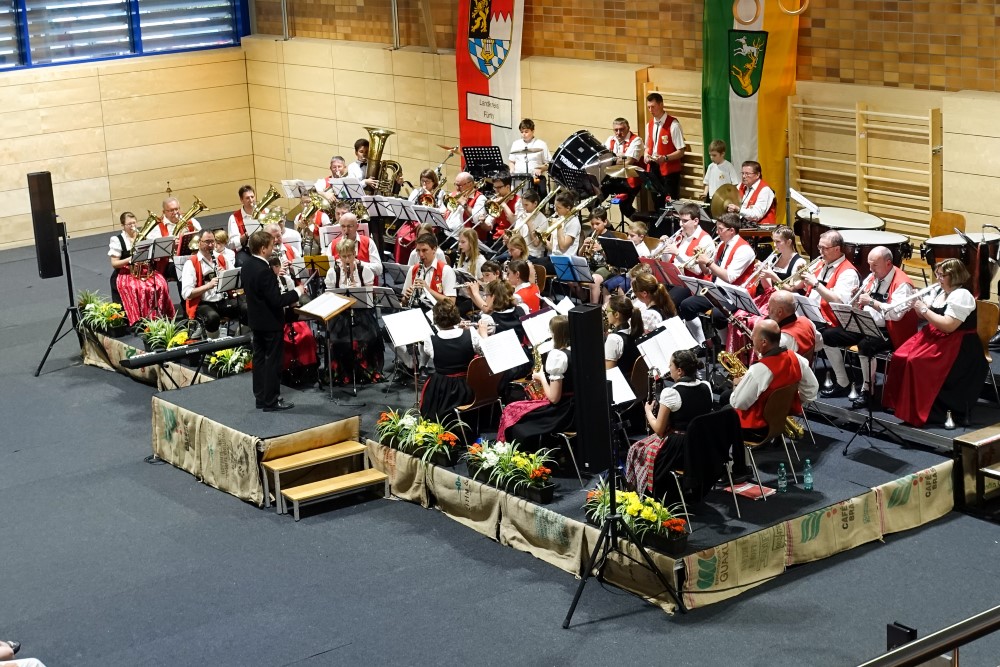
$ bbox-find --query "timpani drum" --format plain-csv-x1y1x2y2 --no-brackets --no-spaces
549,129,615,198
921,232,1000,298
840,230,912,278
794,207,885,258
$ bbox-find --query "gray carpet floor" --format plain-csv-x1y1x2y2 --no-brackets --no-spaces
2,231,1000,666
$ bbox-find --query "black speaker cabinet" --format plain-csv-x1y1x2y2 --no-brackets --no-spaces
28,171,62,279
570,303,612,473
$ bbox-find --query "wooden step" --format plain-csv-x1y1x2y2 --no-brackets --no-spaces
281,468,388,521
982,464,1000,481
263,440,365,473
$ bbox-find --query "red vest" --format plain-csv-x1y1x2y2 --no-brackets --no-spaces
811,258,857,327
232,209,249,237
681,229,709,278
738,179,777,224
464,191,488,241
408,260,447,295
607,132,642,187
715,236,756,287
516,284,541,312
645,115,682,176
331,234,370,263
879,268,919,349
184,254,213,320
491,194,520,239
781,316,816,361
156,219,169,237
739,349,803,430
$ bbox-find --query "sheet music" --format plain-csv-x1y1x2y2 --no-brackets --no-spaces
297,291,353,320
554,297,574,315
331,286,374,309
680,275,717,298
794,294,827,324
281,179,311,199
132,239,154,263
607,366,637,405
637,317,698,375
521,308,556,347
789,188,819,215
479,329,529,374
216,268,241,292
717,283,760,316
150,236,177,259
413,205,446,228
383,308,433,347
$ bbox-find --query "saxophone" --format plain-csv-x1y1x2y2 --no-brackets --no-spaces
718,346,806,440
524,345,546,400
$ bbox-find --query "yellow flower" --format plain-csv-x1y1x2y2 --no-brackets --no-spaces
626,504,641,516
640,507,657,522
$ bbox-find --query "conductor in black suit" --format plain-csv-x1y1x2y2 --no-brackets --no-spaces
242,229,303,411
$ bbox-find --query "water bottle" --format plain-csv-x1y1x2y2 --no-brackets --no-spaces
803,459,813,491
777,463,788,493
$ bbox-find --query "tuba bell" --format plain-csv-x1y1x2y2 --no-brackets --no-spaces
172,196,208,251
252,185,281,219
364,126,403,196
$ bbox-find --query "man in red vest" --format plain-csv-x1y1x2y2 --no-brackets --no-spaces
837,246,919,408
602,117,644,220
767,290,816,360
730,319,819,440
227,184,258,267
643,93,687,208
327,212,382,280
181,231,244,337
727,160,776,225
801,230,861,397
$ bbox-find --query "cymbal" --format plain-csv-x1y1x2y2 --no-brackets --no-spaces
606,164,643,179
711,184,740,219
437,144,459,153
510,146,543,155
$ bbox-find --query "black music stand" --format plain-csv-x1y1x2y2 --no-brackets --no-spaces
555,166,598,200
600,237,642,272
564,382,683,627
462,146,506,182
381,262,409,295
831,304,905,455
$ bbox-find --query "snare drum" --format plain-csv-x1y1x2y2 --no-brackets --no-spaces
921,232,1000,298
549,130,615,198
793,207,885,258
840,230,912,278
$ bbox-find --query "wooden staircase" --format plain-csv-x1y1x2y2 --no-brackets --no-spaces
261,440,387,521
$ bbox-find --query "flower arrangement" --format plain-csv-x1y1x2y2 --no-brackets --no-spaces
466,440,554,491
207,347,252,377
584,478,687,540
375,408,465,464
139,317,190,351
80,299,128,333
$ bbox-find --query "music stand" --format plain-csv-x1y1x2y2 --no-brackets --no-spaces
830,304,904,454
303,255,331,278
295,291,356,399
216,268,241,293
281,179,311,199
383,308,433,406
680,275,722,300
554,166,599,200
550,255,594,283
793,294,827,326
639,257,683,288
462,145,506,181
600,237,642,272
715,283,762,317
381,262,409,295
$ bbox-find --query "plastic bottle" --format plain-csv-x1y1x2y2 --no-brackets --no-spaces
777,463,788,493
803,459,813,491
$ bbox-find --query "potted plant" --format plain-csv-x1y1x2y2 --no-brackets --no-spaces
375,408,419,449
138,317,189,352
584,481,688,556
469,441,556,503
407,415,465,466
79,293,129,337
206,347,252,378
463,438,508,482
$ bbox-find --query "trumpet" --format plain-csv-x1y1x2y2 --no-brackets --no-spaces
650,228,684,259
680,241,716,270
775,257,823,290
849,272,877,306
743,251,780,292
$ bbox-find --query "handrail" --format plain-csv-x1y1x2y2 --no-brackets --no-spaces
857,605,1000,667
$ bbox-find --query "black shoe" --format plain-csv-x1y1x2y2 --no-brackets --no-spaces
990,330,1000,349
850,394,871,409
2,641,20,656
821,382,851,398
262,399,295,412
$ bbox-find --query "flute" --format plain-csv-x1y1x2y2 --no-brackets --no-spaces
883,284,940,315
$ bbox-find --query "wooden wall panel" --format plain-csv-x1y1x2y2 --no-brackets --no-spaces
103,109,251,151
105,133,252,175
108,156,256,201
101,85,248,125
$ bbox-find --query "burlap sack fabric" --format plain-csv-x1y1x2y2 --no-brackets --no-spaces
785,490,882,566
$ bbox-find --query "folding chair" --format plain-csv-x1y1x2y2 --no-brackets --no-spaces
744,384,800,499
976,300,1000,405
454,356,502,428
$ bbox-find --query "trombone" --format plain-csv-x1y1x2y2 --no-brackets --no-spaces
443,178,487,211
485,179,527,217
537,196,598,243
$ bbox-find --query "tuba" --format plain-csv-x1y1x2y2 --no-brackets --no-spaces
718,346,806,440
364,126,403,196
252,185,281,219
172,196,208,250
130,210,162,279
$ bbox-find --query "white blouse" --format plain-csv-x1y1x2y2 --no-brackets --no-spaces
545,347,569,381
659,379,712,412
926,287,975,323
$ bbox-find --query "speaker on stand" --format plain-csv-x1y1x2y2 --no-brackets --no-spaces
30,171,82,376
568,303,612,474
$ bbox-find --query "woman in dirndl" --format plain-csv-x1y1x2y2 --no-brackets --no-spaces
419,300,481,422
625,349,714,496
323,238,384,385
108,211,175,324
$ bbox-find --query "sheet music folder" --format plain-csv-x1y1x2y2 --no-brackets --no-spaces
296,291,355,322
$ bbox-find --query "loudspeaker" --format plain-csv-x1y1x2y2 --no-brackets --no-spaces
28,171,63,279
569,304,612,473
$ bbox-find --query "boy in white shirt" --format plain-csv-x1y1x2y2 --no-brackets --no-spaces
702,139,740,200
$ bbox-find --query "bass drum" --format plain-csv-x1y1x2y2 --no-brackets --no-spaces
921,232,1000,299
793,207,884,258
840,230,912,279
549,130,615,199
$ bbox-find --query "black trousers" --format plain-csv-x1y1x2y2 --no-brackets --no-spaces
252,328,284,408
678,293,733,330
820,326,864,348
601,179,640,220
646,170,682,209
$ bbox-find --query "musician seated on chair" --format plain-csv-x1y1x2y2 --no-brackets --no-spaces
315,155,348,203
582,208,617,304
108,211,175,324
443,172,488,236
767,290,816,359
729,319,819,440
419,299,483,423
227,184,257,266
604,295,642,372
603,221,651,296
401,233,456,311
702,139,740,201
467,260,502,313
507,259,541,313
726,160,776,225
798,230,861,398
515,190,549,261
264,222,302,275
181,232,245,338
294,190,332,256
678,212,756,344
325,212,382,279
656,202,714,310
213,230,237,270
536,191,583,276
838,246,919,408
602,117,644,221
486,174,522,243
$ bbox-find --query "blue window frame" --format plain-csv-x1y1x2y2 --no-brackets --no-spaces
2,0,246,69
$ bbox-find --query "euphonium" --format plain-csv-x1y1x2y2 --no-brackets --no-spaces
172,196,208,250
363,126,403,196
524,345,546,400
718,345,806,440
252,185,280,218
129,210,162,279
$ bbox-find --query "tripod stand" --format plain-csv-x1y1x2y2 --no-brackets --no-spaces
36,220,82,377
842,357,905,456
563,410,684,627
